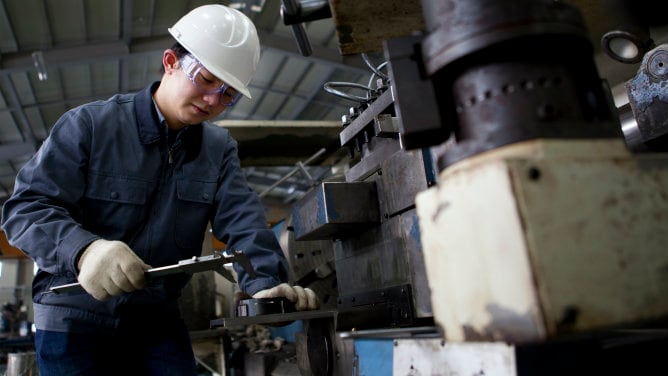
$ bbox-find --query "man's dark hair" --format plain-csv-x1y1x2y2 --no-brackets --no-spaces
160,42,190,73
170,42,190,59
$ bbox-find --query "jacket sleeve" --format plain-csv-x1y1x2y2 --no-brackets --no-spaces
210,133,289,295
1,109,99,277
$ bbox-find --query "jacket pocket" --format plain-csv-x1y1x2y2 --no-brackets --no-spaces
83,172,150,239
175,178,216,249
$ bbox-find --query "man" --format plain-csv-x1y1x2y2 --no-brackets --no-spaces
1,4,318,375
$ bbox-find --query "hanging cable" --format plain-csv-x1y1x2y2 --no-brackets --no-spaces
322,54,390,105
322,82,376,103
362,53,389,81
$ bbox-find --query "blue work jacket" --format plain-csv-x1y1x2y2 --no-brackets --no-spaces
0,82,288,335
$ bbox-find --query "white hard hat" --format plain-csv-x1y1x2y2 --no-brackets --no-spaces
168,4,260,99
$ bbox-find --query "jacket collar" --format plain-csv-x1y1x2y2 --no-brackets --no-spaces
134,81,164,145
134,82,204,159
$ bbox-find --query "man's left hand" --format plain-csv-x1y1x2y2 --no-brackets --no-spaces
253,283,319,311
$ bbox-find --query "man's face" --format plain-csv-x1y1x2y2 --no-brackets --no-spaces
159,50,240,128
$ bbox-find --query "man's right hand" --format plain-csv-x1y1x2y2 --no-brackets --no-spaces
77,239,151,301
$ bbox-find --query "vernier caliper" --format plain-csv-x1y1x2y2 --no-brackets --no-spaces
48,249,255,295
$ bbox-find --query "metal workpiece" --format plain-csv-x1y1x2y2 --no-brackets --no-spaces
344,136,402,182
336,284,418,331
278,214,338,309
236,297,296,317
372,113,399,137
338,89,394,149
624,44,668,151
384,35,446,150
376,149,430,219
333,208,432,320
291,181,380,241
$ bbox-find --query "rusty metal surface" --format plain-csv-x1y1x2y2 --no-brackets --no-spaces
625,44,668,150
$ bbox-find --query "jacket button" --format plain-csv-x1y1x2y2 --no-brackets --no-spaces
110,191,119,199
202,193,209,200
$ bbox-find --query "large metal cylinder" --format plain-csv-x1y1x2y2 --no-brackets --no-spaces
419,0,621,169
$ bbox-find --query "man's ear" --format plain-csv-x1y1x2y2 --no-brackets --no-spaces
162,49,179,74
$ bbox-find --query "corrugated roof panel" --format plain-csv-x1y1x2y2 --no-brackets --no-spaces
4,0,51,50
151,0,188,35
9,72,36,106
24,107,47,140
91,60,120,95
0,112,21,142
0,89,8,108
221,92,254,120
273,56,312,95
275,96,308,120
0,3,19,53
293,63,332,96
252,48,285,89
30,71,63,103
251,90,284,119
303,19,336,47
60,63,92,99
127,53,163,90
298,100,340,121
47,0,87,46
85,0,121,41
0,162,17,178
130,0,155,39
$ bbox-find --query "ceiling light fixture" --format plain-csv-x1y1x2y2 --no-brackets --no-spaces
32,51,48,81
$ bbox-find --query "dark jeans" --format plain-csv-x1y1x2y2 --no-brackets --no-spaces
34,323,197,376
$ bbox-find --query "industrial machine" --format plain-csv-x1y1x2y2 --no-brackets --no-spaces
217,0,668,374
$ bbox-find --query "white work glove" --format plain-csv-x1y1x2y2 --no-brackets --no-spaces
77,239,151,301
253,283,320,311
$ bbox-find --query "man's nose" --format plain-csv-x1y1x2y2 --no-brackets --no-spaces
202,92,220,106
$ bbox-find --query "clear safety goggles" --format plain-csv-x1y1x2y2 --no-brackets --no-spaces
180,54,243,107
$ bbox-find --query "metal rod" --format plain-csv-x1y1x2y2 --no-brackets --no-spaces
258,147,326,198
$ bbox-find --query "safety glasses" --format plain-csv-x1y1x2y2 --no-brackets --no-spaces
180,54,243,107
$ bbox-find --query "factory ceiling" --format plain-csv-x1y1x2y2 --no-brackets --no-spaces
0,0,666,212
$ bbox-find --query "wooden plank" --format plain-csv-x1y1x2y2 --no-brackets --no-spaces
330,0,426,55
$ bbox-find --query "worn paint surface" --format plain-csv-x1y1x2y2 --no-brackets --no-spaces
393,339,516,376
417,139,668,343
